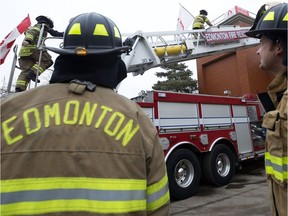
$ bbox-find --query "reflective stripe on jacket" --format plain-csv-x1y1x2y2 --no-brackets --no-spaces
192,15,212,29
1,175,169,215
19,44,37,57
19,24,47,57
1,84,170,215
265,152,288,182
262,69,287,185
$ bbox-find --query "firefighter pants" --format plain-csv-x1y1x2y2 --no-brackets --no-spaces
268,179,287,216
16,50,53,91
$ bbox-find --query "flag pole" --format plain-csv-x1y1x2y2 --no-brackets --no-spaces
7,45,18,93
179,3,194,18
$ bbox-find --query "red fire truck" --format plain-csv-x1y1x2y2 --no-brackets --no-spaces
6,21,265,201
117,25,263,200
132,90,266,200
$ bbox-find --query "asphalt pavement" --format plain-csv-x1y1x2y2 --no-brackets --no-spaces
170,158,271,216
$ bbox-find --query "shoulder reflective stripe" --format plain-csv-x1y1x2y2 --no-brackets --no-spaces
147,173,170,211
265,152,288,181
1,177,147,214
1,177,146,193
1,200,146,215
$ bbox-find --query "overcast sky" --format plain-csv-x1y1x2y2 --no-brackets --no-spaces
0,0,273,98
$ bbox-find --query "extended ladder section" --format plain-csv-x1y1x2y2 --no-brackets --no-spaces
121,26,260,76
5,25,260,93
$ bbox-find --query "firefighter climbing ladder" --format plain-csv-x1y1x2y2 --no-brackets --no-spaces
121,25,259,76
7,25,259,92
7,23,48,93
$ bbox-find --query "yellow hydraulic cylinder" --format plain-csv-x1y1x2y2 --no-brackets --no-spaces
154,45,186,57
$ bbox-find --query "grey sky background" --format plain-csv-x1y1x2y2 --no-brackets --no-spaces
0,0,272,98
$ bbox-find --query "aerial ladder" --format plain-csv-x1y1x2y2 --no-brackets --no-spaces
121,25,259,76
6,25,259,92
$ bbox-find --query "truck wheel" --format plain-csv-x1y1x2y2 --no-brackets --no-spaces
202,144,235,186
166,149,201,200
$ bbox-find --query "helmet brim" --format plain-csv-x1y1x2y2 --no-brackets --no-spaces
245,30,262,38
245,29,287,38
45,46,131,55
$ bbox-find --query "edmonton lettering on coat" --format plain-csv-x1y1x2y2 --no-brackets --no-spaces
2,100,139,147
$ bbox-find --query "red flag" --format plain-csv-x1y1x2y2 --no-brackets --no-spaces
0,15,31,65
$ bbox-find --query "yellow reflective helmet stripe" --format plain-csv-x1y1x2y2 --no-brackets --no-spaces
94,24,108,36
68,23,81,35
263,11,275,21
265,152,288,182
283,12,288,21
263,11,288,22
114,26,120,38
1,177,147,214
147,173,170,211
67,23,121,38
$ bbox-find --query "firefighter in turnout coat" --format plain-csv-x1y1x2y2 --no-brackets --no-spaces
192,9,213,29
15,15,63,92
246,3,287,216
1,12,170,215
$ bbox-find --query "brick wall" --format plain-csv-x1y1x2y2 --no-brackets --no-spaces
196,13,275,96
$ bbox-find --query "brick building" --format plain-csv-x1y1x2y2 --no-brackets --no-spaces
196,6,274,97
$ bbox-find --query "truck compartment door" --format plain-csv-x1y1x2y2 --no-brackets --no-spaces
232,105,253,157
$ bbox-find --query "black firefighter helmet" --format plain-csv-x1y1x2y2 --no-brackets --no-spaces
245,3,287,38
200,10,208,16
46,12,130,55
245,3,287,66
36,15,54,28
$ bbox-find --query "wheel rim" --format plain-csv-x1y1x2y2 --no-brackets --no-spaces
174,159,194,188
216,153,230,177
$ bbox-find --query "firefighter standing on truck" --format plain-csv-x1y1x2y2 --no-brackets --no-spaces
192,9,213,29
1,12,170,215
15,15,63,92
246,3,287,216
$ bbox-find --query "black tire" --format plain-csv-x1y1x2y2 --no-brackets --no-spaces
166,149,201,200
202,144,235,186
